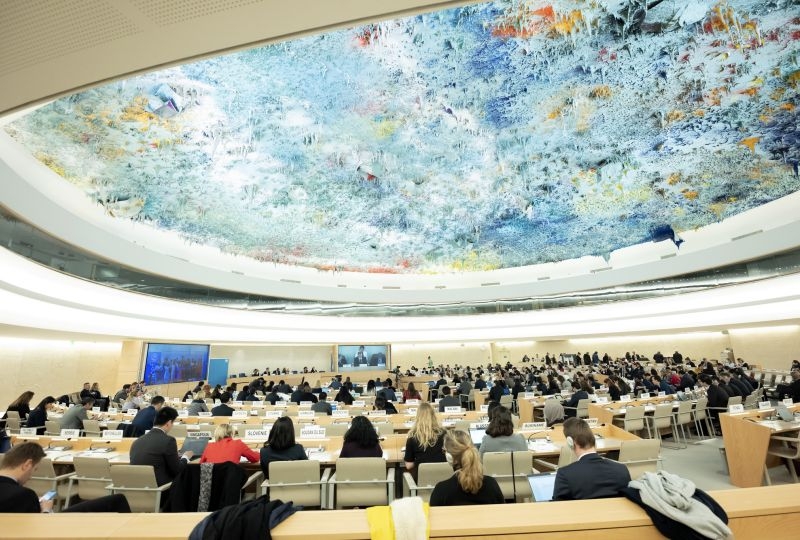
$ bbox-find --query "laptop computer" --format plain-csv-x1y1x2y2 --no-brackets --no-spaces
527,472,557,502
469,428,484,447
776,404,795,423
179,437,210,459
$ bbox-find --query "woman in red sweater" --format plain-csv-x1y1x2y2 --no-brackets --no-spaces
200,424,260,464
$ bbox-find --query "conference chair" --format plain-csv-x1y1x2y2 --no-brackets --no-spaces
617,439,661,480
64,456,112,508
45,421,61,436
107,465,171,512
262,460,331,508
81,419,102,438
646,403,675,444
499,394,514,412
324,423,350,437
743,393,759,409
671,401,694,448
5,418,21,435
613,406,646,437
402,462,453,502
461,390,476,411
169,423,189,438
27,458,75,511
5,410,21,421
564,399,590,419
727,395,743,407
327,457,394,508
453,420,471,432
764,432,800,485
532,445,575,473
511,450,535,502
691,397,714,440
373,422,395,436
482,452,515,499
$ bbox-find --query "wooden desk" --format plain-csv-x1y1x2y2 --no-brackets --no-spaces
719,405,800,487
4,485,799,540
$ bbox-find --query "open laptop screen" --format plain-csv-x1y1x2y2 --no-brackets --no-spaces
469,428,484,446
528,472,557,501
179,437,210,458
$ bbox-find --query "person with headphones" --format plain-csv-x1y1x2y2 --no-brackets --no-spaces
553,417,631,500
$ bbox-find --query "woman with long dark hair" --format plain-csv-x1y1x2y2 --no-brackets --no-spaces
2,391,35,420
25,396,57,434
259,417,307,477
340,416,382,458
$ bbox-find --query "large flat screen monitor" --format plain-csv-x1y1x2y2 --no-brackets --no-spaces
336,344,389,371
143,343,210,385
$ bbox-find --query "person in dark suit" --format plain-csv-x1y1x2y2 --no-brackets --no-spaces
553,418,631,501
129,407,193,486
130,396,165,432
0,442,130,513
211,392,236,416
562,381,589,417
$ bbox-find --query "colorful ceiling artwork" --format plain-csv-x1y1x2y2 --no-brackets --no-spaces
4,0,799,274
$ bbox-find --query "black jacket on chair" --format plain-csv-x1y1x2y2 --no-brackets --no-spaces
168,461,247,512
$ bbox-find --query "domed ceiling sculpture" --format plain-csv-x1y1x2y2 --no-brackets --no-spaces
5,0,799,274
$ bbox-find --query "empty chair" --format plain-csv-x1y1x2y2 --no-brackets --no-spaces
532,445,575,472
262,460,331,508
499,394,513,412
646,404,674,443
5,410,21,420
45,421,61,436
373,423,395,436
169,423,189,438
65,457,112,508
327,457,393,509
107,465,171,512
5,418,21,435
461,390,476,411
764,432,800,485
727,395,743,407
692,397,714,440
403,462,454,502
743,393,758,409
617,439,661,479
482,452,515,500
26,458,74,511
324,423,350,437
671,401,694,448
453,420,471,433
82,419,102,438
511,451,534,502
614,406,646,436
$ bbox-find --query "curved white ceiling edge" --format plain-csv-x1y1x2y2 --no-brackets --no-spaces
1,246,799,343
1,131,799,304
0,0,473,116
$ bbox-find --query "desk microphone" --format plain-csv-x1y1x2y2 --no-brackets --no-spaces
527,429,552,442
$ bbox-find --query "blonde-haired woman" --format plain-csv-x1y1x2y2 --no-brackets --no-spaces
429,430,504,506
403,401,447,479
200,424,260,464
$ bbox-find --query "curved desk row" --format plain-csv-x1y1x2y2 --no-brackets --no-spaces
1,485,798,540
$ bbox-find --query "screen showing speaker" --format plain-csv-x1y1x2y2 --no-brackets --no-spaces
336,345,389,371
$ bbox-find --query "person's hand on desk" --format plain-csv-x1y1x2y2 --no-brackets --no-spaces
182,451,194,461
39,499,54,513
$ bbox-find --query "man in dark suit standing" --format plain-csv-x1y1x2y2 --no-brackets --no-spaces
131,396,165,432
210,392,235,416
553,418,631,500
130,407,193,486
